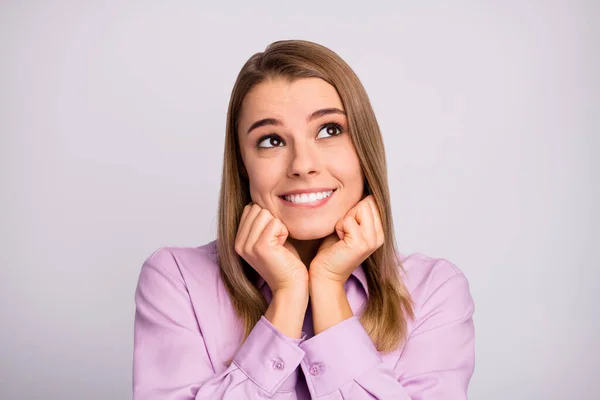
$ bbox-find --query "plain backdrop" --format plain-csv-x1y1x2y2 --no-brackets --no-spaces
1,1,598,399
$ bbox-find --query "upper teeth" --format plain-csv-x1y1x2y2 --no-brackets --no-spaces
284,190,334,204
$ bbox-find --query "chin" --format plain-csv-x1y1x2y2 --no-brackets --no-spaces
286,223,335,241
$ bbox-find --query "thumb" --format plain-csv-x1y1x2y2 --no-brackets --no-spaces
335,218,346,241
276,221,288,246
283,240,301,260
262,217,288,247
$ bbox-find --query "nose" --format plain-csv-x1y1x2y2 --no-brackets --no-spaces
287,139,320,178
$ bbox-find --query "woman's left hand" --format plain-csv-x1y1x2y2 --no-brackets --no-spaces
309,195,384,285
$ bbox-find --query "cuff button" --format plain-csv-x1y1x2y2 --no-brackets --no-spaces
309,363,323,376
272,359,285,371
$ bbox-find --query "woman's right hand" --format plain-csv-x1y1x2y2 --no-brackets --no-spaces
235,203,309,295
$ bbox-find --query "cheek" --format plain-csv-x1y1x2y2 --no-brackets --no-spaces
247,163,282,203
344,168,365,204
329,148,363,190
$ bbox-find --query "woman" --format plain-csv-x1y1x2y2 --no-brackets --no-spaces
133,40,475,399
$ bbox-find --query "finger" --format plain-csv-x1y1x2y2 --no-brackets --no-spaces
235,204,252,250
261,217,288,248
345,201,360,220
338,199,362,240
238,204,252,231
346,194,372,221
246,208,275,249
237,204,262,246
366,197,384,247
336,215,365,247
356,200,377,248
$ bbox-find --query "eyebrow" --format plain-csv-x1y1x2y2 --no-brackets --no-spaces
246,107,346,135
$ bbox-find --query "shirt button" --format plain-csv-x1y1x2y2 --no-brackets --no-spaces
309,363,323,376
272,359,285,371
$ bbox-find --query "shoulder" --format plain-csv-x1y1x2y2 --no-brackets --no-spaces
135,240,244,365
397,251,474,317
137,240,221,288
136,240,236,330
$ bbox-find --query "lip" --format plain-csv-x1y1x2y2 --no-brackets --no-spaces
279,189,336,208
279,187,336,196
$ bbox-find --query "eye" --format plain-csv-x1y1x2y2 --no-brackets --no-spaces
257,134,284,148
316,122,344,139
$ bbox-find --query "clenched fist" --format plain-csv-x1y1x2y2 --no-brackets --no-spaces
235,203,309,295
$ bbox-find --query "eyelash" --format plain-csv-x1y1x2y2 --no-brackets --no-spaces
255,122,345,149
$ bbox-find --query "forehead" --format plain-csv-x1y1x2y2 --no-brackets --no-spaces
240,78,344,122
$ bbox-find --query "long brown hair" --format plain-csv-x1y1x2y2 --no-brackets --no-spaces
217,40,414,352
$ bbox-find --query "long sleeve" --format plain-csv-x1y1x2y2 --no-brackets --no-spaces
298,271,475,399
133,248,306,399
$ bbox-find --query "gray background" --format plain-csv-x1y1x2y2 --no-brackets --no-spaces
1,1,598,399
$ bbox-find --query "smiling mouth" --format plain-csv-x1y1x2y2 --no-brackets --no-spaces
279,189,336,207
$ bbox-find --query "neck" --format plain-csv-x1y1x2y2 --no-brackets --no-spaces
286,237,323,268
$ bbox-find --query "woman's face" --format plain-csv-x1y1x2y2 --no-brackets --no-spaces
237,77,364,240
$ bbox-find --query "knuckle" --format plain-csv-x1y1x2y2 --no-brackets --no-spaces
234,242,244,256
259,208,273,218
251,239,261,251
253,240,266,254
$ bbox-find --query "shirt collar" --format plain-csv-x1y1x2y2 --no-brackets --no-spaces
254,263,369,297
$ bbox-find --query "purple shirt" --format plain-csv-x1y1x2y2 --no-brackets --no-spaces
133,240,475,399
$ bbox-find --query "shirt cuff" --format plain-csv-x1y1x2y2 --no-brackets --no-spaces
299,316,382,397
233,316,306,394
